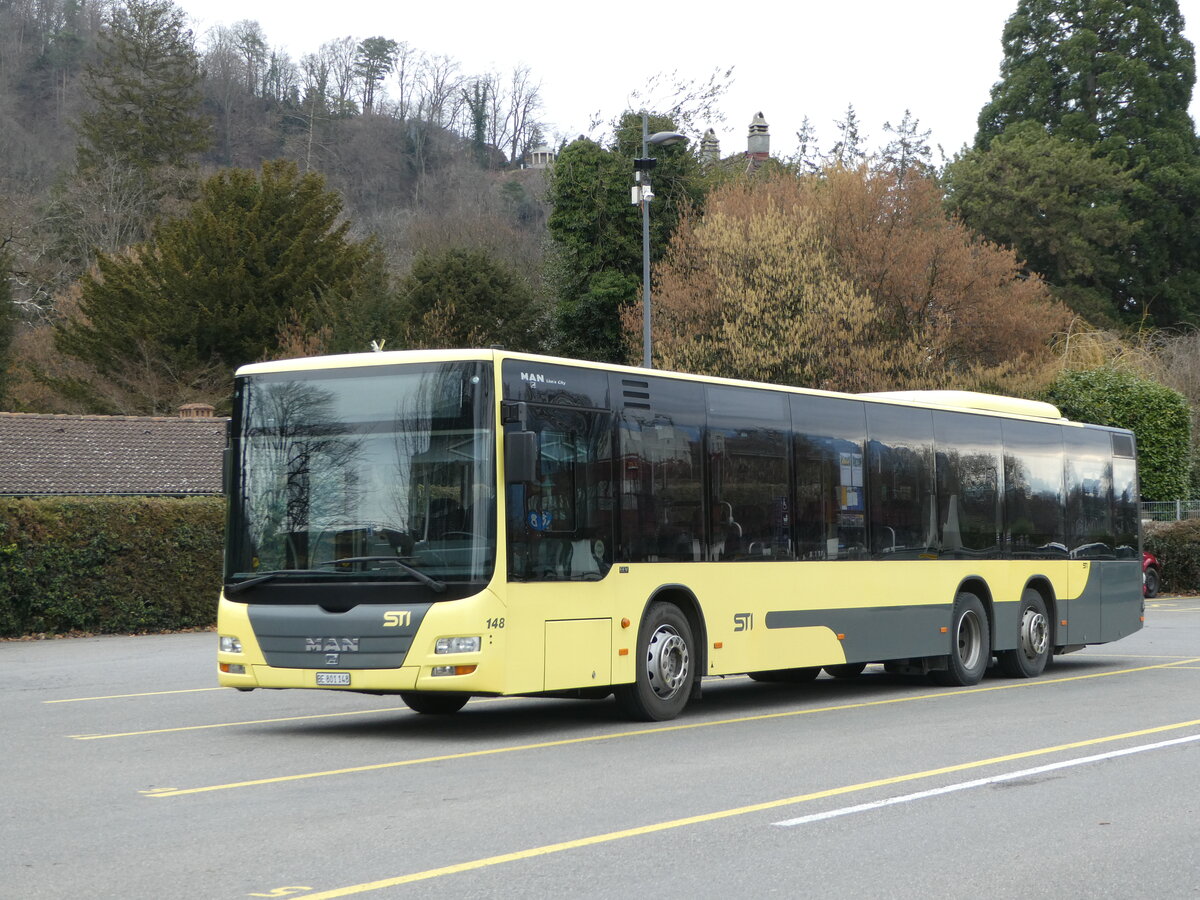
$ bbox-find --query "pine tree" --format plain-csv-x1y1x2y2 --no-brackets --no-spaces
967,0,1200,324
829,104,868,167
880,110,933,184
78,0,211,171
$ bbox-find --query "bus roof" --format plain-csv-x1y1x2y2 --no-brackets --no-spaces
859,390,1062,420
235,349,1065,423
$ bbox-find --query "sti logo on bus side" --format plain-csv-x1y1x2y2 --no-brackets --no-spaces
383,610,412,627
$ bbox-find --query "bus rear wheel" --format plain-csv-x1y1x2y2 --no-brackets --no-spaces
615,602,694,721
997,590,1050,678
932,592,990,687
400,692,469,715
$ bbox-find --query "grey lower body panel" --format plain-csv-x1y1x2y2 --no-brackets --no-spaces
765,605,951,663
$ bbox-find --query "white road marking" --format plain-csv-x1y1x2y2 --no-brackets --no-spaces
774,732,1200,827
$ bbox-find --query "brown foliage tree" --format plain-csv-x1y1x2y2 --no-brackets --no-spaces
630,169,1072,395
626,180,919,391
810,166,1072,386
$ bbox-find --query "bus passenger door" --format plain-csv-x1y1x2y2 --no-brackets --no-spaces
506,404,616,691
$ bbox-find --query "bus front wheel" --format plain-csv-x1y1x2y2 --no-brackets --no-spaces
400,692,469,715
997,590,1050,678
932,592,990,687
615,602,694,722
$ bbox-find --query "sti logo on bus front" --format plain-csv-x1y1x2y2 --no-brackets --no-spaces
383,610,412,627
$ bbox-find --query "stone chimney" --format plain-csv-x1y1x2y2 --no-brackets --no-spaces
700,128,721,165
746,112,770,163
178,403,216,418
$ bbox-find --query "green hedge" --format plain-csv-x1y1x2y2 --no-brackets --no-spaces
1145,519,1200,595
0,496,224,637
1043,368,1192,501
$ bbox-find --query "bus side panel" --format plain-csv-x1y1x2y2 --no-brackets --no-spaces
1100,559,1144,643
1067,561,1103,644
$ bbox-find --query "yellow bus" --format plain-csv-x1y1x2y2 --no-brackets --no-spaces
217,349,1144,721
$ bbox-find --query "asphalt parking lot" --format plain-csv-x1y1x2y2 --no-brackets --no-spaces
6,595,1200,898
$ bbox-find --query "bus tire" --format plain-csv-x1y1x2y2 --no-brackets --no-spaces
615,602,694,721
749,667,820,683
824,662,867,679
400,692,469,715
932,592,990,686
997,589,1050,678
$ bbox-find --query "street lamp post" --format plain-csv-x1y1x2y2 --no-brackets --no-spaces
633,113,687,369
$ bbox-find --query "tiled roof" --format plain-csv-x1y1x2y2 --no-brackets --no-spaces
0,412,226,496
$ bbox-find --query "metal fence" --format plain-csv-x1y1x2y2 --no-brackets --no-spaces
1140,500,1200,522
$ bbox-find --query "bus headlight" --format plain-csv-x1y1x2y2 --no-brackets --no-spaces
436,636,481,654
219,635,243,653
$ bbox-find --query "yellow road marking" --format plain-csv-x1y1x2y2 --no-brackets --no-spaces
1079,653,1200,660
77,707,409,740
45,687,223,704
72,697,517,740
287,717,1200,898
143,657,1200,798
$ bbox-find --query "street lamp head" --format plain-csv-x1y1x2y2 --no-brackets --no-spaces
647,131,688,148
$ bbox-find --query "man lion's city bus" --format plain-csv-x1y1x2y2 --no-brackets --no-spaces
217,349,1144,721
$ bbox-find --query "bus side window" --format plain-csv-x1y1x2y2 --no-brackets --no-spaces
1064,427,1115,559
615,377,705,564
1003,420,1066,559
933,411,1002,560
706,385,791,561
507,406,614,581
866,405,936,559
792,395,867,560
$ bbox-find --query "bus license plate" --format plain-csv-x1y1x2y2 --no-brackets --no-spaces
316,672,351,686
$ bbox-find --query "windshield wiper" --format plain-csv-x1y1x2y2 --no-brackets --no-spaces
315,557,447,593
224,569,324,595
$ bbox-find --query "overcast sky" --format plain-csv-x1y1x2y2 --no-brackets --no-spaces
180,0,1200,163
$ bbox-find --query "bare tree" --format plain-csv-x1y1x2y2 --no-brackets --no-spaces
322,36,358,115
416,53,462,128
389,41,419,120
505,65,543,164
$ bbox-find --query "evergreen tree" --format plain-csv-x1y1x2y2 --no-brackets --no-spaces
354,36,398,114
880,110,933,184
967,0,1200,324
56,161,381,394
829,103,868,167
546,112,700,363
399,248,545,351
945,121,1138,324
78,0,211,171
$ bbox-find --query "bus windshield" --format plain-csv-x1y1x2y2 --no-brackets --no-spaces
224,361,495,593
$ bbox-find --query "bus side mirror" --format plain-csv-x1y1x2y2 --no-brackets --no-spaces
505,431,537,483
